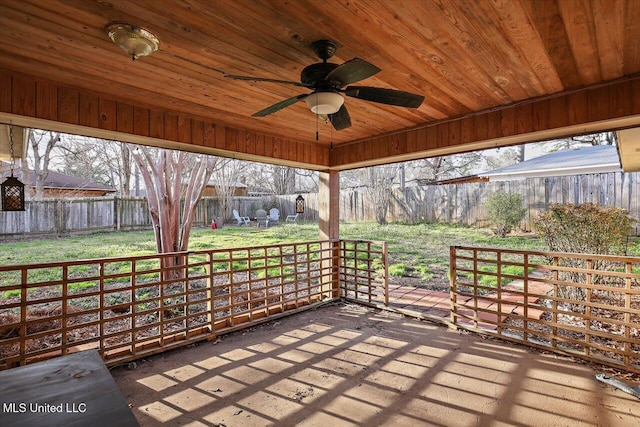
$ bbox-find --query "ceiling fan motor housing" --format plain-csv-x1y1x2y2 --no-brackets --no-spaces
311,39,338,61
300,63,340,87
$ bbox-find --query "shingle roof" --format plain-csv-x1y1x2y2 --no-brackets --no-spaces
480,145,621,181
1,164,115,191
32,170,116,191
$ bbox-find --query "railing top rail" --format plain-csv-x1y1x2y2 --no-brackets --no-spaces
340,239,387,246
0,239,385,271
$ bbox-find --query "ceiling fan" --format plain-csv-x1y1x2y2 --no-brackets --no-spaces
225,39,424,130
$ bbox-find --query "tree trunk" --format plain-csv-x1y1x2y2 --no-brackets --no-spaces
28,130,59,200
130,147,216,280
120,145,132,196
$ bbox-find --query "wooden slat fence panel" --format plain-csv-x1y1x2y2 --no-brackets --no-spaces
449,245,640,373
288,171,640,234
0,239,384,369
339,240,388,306
0,196,267,238
3,171,640,238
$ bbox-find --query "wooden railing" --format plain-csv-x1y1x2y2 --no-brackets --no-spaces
450,246,640,373
0,240,388,370
339,240,388,306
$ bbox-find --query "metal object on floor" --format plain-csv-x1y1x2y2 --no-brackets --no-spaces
0,350,139,426
596,373,640,399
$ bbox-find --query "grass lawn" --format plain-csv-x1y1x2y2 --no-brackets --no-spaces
3,221,640,292
0,221,552,291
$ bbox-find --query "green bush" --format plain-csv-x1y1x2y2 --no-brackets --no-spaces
485,191,526,237
534,203,636,303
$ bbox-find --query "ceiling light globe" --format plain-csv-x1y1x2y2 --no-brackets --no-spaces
305,92,344,115
106,22,159,60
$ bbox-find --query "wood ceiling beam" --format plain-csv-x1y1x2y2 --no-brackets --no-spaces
0,69,327,170
330,76,640,170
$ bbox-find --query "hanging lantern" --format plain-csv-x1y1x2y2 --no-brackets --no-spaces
2,125,25,211
295,194,305,214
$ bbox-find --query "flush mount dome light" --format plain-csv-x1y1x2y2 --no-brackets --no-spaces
305,92,344,115
106,22,159,61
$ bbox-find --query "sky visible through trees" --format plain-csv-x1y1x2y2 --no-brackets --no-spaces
19,130,615,200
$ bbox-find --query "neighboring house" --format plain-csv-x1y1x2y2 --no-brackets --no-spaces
0,165,116,198
479,145,622,181
201,179,248,197
246,185,275,197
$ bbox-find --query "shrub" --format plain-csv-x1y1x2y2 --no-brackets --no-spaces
388,263,407,277
534,203,636,303
485,191,526,237
535,203,635,256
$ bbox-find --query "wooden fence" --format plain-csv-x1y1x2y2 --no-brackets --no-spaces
449,246,640,373
0,239,387,369
280,172,640,234
0,197,271,239
2,171,639,238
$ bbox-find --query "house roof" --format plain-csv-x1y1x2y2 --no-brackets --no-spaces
480,145,622,181
0,165,116,192
36,170,116,192
414,176,489,186
204,179,247,188
1,2,640,172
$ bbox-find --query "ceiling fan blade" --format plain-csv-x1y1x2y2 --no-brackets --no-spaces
328,104,351,130
345,86,424,108
326,58,381,86
253,94,308,117
225,74,312,88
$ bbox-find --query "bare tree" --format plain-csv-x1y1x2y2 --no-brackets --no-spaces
26,129,60,199
58,136,132,196
249,164,317,195
365,165,399,225
269,165,296,195
484,147,520,170
516,145,525,162
210,158,250,220
130,146,216,262
59,137,110,184
406,151,484,183
120,144,132,196
542,132,615,153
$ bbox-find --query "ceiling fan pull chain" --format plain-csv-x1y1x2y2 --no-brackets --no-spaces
315,92,319,141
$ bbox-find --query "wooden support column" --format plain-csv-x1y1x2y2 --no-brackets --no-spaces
318,170,340,298
319,169,339,240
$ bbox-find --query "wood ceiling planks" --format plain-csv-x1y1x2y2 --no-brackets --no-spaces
0,0,639,168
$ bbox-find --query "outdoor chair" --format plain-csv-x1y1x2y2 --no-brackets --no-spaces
233,209,250,226
255,209,269,227
285,213,299,224
269,208,280,226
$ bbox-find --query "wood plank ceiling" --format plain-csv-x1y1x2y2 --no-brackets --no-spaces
1,0,640,170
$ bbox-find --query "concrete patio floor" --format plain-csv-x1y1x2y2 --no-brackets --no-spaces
111,303,639,427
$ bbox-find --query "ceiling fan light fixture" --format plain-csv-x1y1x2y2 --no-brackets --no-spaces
106,22,159,61
305,92,344,115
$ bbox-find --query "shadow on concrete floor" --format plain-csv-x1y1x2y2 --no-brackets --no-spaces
112,302,639,427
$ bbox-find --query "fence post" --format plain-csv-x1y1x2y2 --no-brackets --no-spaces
449,246,458,329
55,200,64,236
383,241,389,306
114,196,120,231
